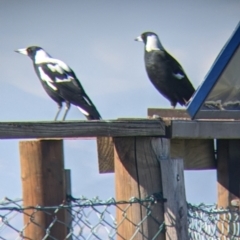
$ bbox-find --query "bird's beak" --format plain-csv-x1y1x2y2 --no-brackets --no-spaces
15,48,28,55
134,36,143,42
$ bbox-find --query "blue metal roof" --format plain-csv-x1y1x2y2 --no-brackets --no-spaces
187,22,240,119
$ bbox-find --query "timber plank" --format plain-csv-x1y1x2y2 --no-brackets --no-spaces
100,138,215,173
20,140,66,239
217,140,240,207
161,159,188,240
148,108,190,119
171,139,216,170
217,140,240,237
1,119,240,139
97,137,114,173
114,137,165,240
0,119,165,139
171,120,240,139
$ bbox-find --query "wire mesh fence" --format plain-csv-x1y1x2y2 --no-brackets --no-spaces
0,196,239,239
188,203,240,240
0,194,165,240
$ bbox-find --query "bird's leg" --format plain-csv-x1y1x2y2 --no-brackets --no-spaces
54,103,63,121
62,102,71,121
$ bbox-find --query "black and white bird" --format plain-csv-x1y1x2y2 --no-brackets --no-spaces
15,46,101,120
135,32,195,108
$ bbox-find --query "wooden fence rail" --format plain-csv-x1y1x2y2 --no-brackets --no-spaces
2,109,240,239
0,119,239,139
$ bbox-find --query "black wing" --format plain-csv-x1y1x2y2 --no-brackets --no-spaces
165,52,195,104
39,62,101,120
34,64,64,105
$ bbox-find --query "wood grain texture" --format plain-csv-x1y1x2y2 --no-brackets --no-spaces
0,119,165,139
161,159,188,240
99,138,215,173
217,140,229,208
171,139,216,170
2,119,240,139
19,140,66,239
217,140,240,208
171,120,240,139
114,137,165,240
216,140,240,237
148,108,191,119
97,137,114,173
64,169,72,240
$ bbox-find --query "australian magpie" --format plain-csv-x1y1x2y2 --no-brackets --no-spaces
15,46,101,120
135,32,195,108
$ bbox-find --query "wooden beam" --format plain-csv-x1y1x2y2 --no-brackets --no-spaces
148,108,190,119
171,139,215,170
114,137,165,240
161,159,188,240
217,140,240,237
171,120,240,139
64,169,72,240
100,138,215,173
97,137,114,173
217,140,240,208
19,140,66,239
0,119,165,139
1,119,240,139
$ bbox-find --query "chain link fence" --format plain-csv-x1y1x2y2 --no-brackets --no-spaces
0,196,239,239
188,203,240,240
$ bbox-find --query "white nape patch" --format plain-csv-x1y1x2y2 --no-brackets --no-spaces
35,49,51,64
83,96,92,106
47,63,64,74
146,35,161,52
77,107,89,116
38,67,57,91
35,50,71,72
173,72,185,79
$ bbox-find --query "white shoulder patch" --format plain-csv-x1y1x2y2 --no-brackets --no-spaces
35,53,71,73
38,67,57,91
55,76,73,83
173,72,185,79
50,59,71,72
47,63,64,74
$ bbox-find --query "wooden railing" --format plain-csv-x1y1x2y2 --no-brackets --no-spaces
2,108,240,239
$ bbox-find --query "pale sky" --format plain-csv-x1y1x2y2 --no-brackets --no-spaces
0,1,240,204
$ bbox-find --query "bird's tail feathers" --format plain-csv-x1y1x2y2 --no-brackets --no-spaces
77,107,102,120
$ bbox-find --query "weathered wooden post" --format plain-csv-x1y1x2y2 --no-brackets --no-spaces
114,137,165,240
217,140,240,237
19,139,66,239
114,137,188,240
217,139,240,207
64,169,72,240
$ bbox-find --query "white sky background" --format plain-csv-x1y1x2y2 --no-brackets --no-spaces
0,1,239,204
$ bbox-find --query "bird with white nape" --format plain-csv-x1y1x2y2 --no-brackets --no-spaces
135,32,195,108
15,46,101,121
